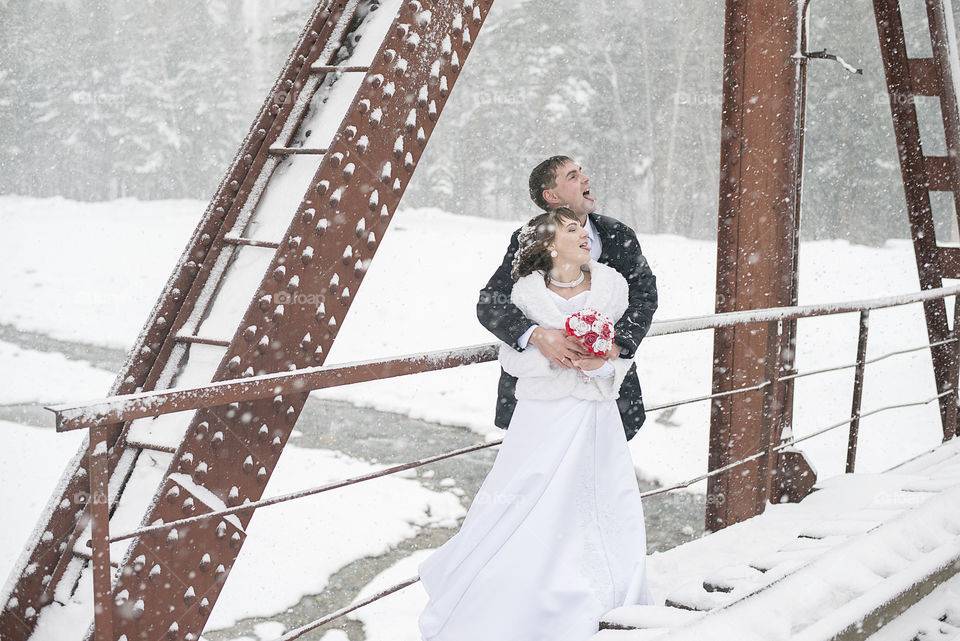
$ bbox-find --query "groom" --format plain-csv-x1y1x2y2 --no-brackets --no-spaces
477,156,658,441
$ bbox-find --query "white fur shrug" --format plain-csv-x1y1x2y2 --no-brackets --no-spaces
498,260,634,401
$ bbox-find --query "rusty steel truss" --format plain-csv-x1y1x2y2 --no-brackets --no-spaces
0,1,494,639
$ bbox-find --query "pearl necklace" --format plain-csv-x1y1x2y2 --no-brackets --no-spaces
548,271,585,288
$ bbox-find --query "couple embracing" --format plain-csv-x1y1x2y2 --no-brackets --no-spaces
418,156,659,641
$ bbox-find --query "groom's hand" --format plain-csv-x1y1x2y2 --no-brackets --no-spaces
529,328,590,368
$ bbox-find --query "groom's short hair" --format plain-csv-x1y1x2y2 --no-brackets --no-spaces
528,155,572,211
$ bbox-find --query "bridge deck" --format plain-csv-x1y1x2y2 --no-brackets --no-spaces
594,437,960,640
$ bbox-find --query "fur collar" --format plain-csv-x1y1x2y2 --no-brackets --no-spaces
510,260,627,328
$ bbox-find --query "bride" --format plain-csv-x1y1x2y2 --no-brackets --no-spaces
417,207,654,641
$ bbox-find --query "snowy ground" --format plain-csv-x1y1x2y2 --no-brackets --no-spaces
0,195,952,638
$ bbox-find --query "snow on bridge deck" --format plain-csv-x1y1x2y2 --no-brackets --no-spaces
593,436,960,641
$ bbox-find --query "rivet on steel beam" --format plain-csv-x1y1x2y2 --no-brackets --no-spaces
133,595,147,616
381,204,392,222
197,421,210,436
227,486,240,506
329,273,340,295
258,424,269,442
302,208,316,226
369,107,383,126
464,27,473,49
405,109,417,132
166,528,179,550
182,497,195,515
328,316,338,333
184,586,197,607
417,127,426,147
227,356,242,373
316,180,330,195
344,126,358,142
330,186,344,208
355,218,366,237
369,190,380,211
257,128,267,138
430,60,441,83
273,305,285,322
316,218,330,237
383,48,397,64
370,74,385,88
396,24,409,38
330,152,344,168
259,294,273,311
358,99,371,114
343,162,356,180
354,259,366,278
381,161,393,183
313,345,324,362
165,486,181,503
393,136,405,158
395,58,409,77
257,466,268,484
366,232,377,250
242,455,255,474
273,395,284,411
215,564,227,580
194,461,208,483
132,554,146,573
393,178,403,196
441,35,452,57
167,621,180,640
243,325,258,342
211,431,224,450
315,303,326,324
287,275,300,292
439,76,449,97
404,152,415,172
179,452,194,471
429,100,438,121
199,553,212,572
288,236,301,251
302,246,315,265
382,82,396,101
408,1,421,11
216,521,228,539
285,406,297,425
272,435,284,451
406,33,421,51
451,52,461,72
230,532,242,550
417,85,429,107
357,135,369,154
342,245,353,264
300,333,313,351
452,12,463,32
472,4,482,22
273,265,287,281
199,597,211,615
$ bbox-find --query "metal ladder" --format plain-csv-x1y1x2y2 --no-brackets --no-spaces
873,0,960,439
0,1,494,638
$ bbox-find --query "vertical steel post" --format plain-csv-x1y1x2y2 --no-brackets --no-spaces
846,310,871,473
708,0,803,530
88,426,113,641
757,320,784,509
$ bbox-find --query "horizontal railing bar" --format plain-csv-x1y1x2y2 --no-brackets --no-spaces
646,284,960,337
783,388,953,449
640,388,954,499
274,575,420,641
780,337,959,382
48,285,960,432
50,344,499,432
108,438,503,544
646,380,771,412
222,235,282,249
174,335,231,347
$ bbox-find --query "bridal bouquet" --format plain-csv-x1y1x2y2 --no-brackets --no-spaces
565,308,616,357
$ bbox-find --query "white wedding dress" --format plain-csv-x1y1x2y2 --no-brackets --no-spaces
418,290,654,641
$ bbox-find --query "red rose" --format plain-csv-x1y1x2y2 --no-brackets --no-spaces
583,331,598,347
582,314,596,325
600,325,612,339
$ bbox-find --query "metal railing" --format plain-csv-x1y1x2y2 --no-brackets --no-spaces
48,284,960,641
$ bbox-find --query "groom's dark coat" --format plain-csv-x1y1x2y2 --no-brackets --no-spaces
477,212,659,441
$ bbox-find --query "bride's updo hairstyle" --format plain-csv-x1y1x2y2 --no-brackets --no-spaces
511,207,580,283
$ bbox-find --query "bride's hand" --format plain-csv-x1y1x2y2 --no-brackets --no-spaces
572,357,606,372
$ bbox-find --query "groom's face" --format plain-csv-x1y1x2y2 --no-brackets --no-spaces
547,160,596,220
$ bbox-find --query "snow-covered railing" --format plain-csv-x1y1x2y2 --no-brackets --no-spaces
51,283,960,641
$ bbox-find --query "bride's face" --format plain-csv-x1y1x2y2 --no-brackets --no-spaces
548,217,591,270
